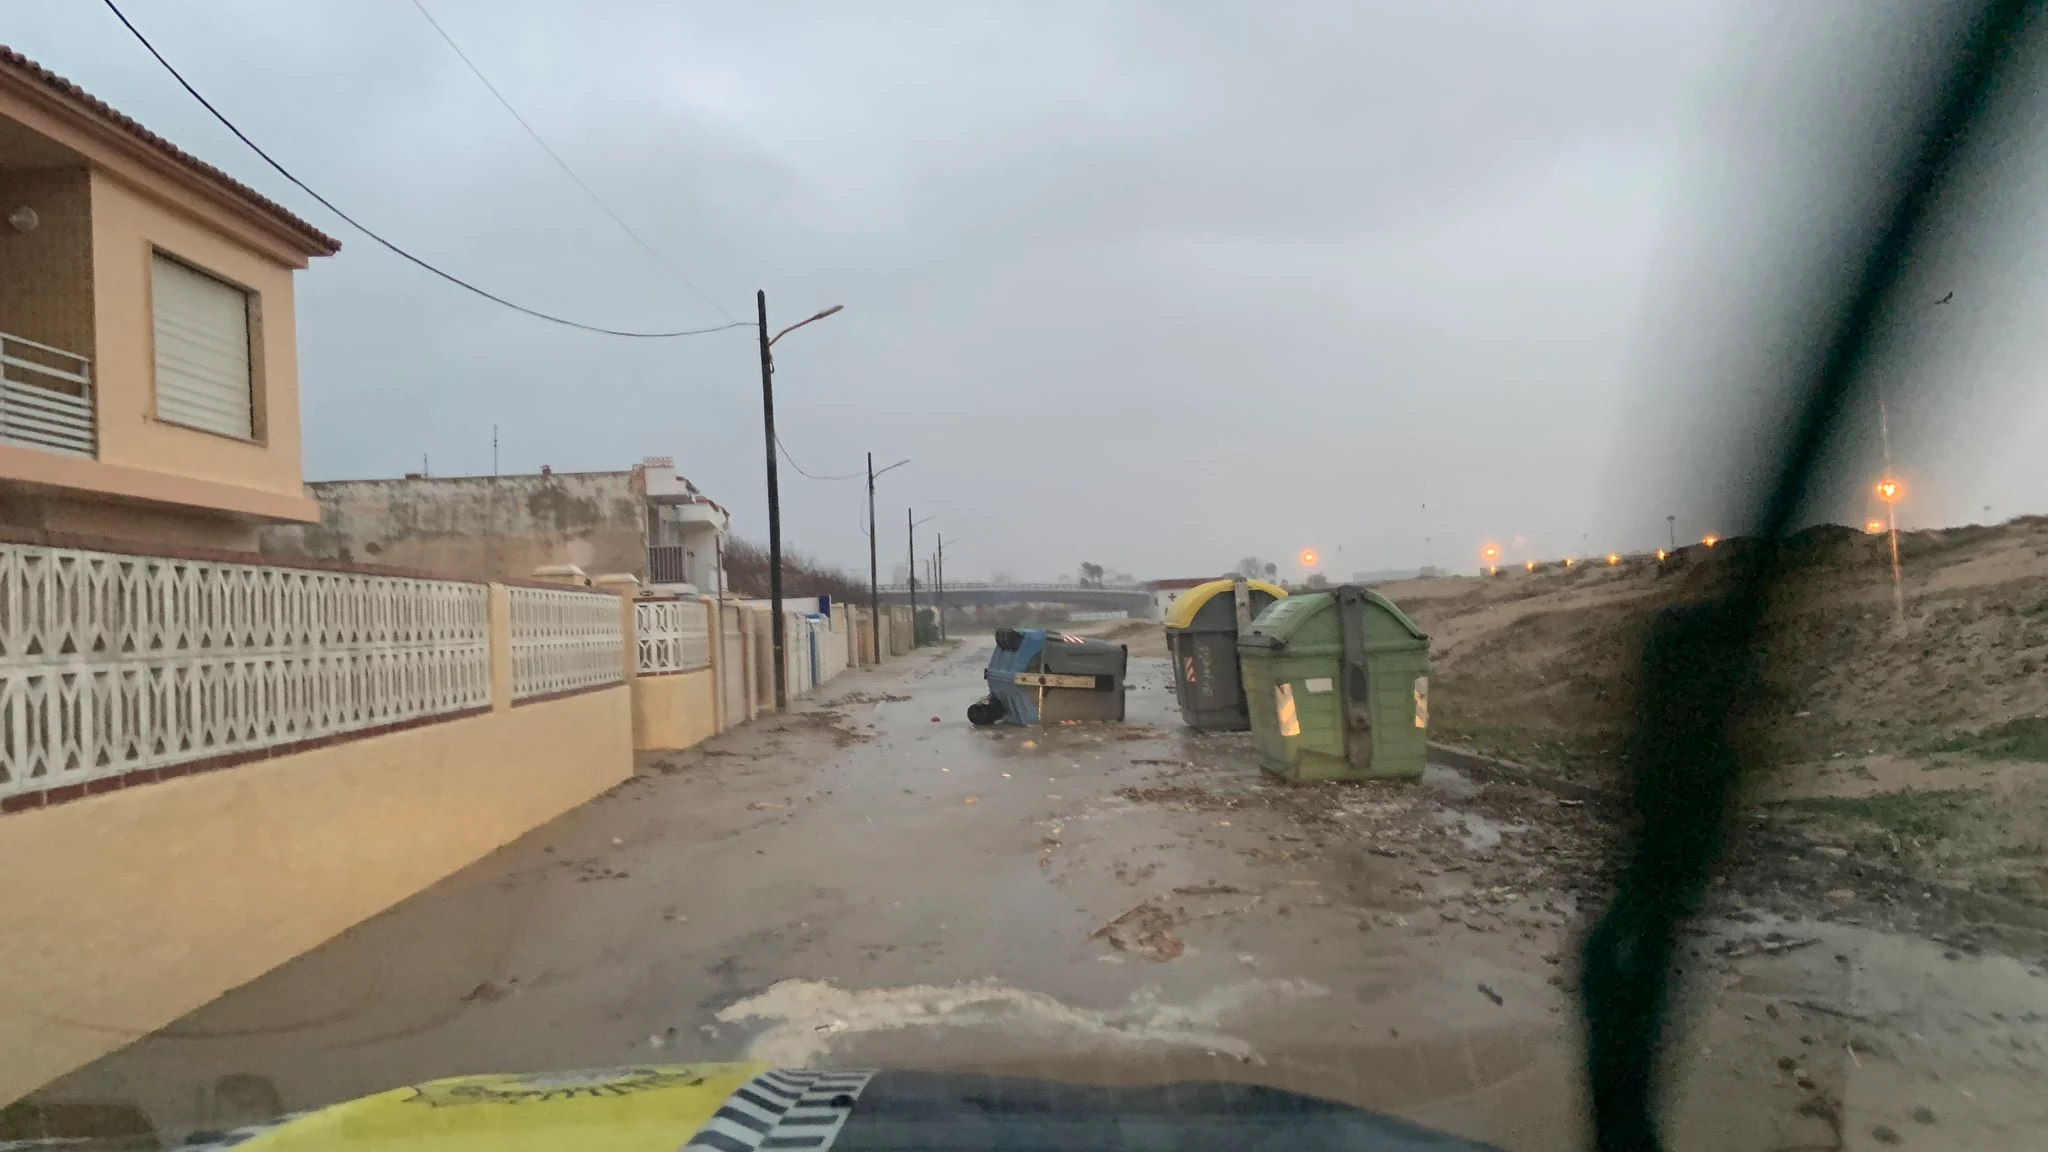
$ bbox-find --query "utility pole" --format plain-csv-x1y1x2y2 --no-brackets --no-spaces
861,455,910,664
757,290,788,711
492,425,498,476
867,453,880,664
1666,514,1676,550
907,510,935,647
936,533,946,641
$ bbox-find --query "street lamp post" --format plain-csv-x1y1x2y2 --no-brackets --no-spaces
1666,514,1676,550
936,534,961,642
908,510,934,646
756,292,843,711
865,454,909,663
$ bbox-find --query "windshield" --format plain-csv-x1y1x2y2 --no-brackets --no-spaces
3,3,2046,1151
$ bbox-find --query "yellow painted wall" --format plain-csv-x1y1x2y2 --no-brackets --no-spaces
0,685,631,1105
86,170,306,503
632,668,718,751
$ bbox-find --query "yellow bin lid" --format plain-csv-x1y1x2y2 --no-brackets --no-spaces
1163,578,1288,630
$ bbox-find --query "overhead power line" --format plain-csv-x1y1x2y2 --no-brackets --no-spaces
100,0,749,340
776,434,862,481
404,0,740,326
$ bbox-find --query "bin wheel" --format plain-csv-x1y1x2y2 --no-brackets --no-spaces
967,697,1004,726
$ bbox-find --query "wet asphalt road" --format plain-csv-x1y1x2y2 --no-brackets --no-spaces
31,642,2048,1151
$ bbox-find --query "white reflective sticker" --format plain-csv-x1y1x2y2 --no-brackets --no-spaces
1275,683,1300,737
1303,677,1333,693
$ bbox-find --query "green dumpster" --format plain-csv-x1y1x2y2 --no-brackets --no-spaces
1237,586,1432,781
1163,578,1288,730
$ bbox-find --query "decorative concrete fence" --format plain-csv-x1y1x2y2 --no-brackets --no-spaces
508,584,625,702
0,540,490,806
629,595,717,752
635,596,711,674
0,535,632,1105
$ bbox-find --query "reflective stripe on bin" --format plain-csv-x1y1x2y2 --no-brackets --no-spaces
1011,671,1109,689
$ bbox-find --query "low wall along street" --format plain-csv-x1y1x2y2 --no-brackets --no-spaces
0,534,898,1104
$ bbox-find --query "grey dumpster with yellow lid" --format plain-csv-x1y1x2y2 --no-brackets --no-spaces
1163,578,1287,730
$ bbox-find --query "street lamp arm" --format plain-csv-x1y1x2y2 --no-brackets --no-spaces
769,304,845,348
874,457,911,479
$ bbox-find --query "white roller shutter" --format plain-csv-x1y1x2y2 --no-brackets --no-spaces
152,253,253,439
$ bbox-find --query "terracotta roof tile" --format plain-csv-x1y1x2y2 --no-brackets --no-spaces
0,43,340,255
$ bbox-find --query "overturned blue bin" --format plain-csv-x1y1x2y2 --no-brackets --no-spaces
968,628,1128,726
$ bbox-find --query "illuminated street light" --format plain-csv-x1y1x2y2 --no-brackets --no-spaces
1606,553,1620,566
1656,548,1667,562
1481,544,1500,562
1865,518,1885,535
1876,477,1903,504
1524,560,1537,572
1702,534,1719,548
1299,548,1319,568
1563,557,1576,567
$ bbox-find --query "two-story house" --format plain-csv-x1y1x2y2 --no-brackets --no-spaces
0,46,337,552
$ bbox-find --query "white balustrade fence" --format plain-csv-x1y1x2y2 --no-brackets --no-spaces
636,598,710,674
0,542,490,802
509,585,623,700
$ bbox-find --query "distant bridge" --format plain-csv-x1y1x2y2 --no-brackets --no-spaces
875,582,1152,612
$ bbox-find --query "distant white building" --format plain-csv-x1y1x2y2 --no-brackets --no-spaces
1143,577,1218,621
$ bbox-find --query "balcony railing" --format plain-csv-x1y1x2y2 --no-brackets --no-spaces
648,544,691,586
0,332,94,458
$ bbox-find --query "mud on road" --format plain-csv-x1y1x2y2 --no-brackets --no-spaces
23,640,2048,1152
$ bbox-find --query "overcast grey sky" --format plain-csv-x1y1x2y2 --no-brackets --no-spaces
10,1,2046,582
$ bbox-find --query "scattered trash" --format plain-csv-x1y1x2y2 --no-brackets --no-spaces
746,801,787,811
1021,740,1037,749
1088,901,1184,961
1001,772,1011,778
611,837,624,846
461,982,506,1003
1869,1125,1902,1146
962,796,978,805
1910,1106,1937,1126
931,717,942,723
1477,983,1504,1006
1716,935,1820,960
1172,883,1244,896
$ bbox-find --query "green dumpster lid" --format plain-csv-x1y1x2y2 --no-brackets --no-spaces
1242,588,1430,649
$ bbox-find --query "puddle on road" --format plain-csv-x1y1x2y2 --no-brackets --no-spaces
1433,809,1530,852
713,976,1326,1066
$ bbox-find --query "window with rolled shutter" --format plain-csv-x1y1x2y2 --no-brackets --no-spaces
152,253,254,439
